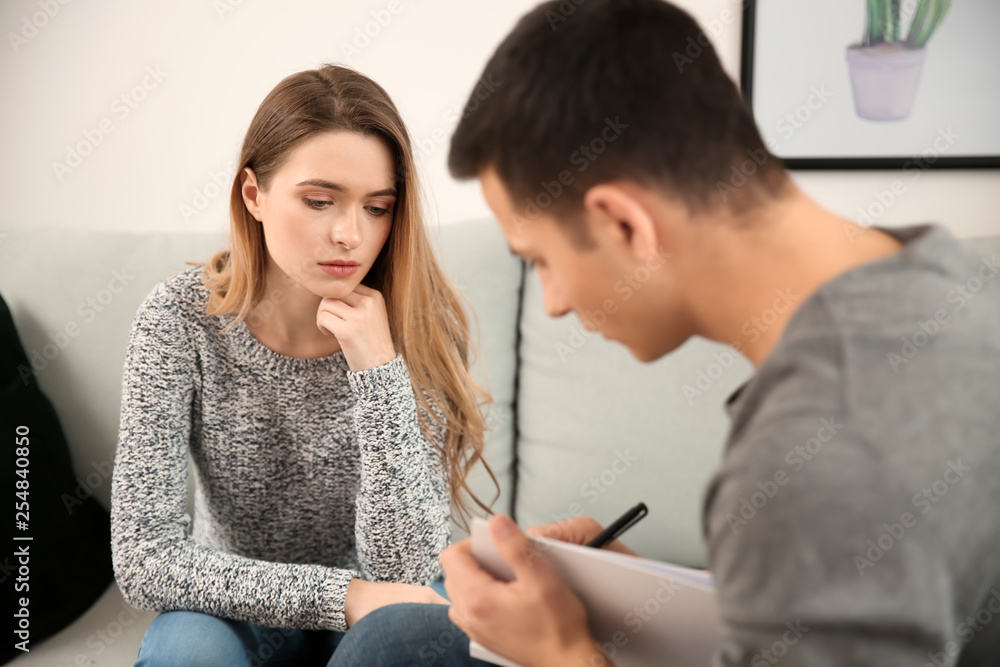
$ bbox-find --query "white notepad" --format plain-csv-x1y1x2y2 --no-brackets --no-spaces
469,518,719,667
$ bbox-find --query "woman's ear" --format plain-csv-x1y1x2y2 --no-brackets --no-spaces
582,182,663,265
241,167,263,222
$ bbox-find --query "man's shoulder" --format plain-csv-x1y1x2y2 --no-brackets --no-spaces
712,224,1000,526
703,226,1000,665
744,224,1000,414
819,224,1000,340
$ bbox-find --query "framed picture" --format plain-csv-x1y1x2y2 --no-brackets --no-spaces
740,0,1000,169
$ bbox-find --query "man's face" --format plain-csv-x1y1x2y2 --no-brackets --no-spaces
479,167,684,362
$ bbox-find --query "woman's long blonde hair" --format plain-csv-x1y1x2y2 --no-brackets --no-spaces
200,64,497,528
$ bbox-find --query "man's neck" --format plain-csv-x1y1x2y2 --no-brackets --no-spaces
683,189,904,367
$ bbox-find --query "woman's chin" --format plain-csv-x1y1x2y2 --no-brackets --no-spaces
306,277,360,300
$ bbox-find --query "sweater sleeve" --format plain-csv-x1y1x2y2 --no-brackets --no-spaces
347,355,451,584
110,282,358,631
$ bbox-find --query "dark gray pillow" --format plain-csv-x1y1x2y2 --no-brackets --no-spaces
2,293,114,662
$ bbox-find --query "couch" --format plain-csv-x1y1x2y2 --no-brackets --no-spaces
2,219,996,666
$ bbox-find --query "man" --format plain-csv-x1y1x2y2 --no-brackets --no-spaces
437,0,1000,665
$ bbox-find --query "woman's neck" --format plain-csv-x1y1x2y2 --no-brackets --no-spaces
245,265,344,360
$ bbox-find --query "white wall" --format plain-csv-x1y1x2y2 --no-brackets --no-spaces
2,0,997,237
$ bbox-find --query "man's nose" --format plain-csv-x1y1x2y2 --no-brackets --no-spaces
542,278,571,318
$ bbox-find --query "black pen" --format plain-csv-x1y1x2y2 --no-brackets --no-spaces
585,502,648,549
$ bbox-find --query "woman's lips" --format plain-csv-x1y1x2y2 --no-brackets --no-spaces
318,261,359,277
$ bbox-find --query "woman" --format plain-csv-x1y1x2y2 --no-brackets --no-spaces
111,64,496,665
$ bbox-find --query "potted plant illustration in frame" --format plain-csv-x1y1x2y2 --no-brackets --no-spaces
845,0,951,122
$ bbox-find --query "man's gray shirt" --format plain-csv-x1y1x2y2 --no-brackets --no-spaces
703,224,1000,666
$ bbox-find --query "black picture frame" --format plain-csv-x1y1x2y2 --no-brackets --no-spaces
739,0,1000,170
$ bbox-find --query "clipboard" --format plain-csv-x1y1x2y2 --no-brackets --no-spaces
469,517,719,667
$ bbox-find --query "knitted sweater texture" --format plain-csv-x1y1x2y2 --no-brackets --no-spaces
110,265,450,632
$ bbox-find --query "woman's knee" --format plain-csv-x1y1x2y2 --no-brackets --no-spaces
329,603,472,667
135,611,254,667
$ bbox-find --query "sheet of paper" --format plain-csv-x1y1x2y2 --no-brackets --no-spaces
468,518,719,667
470,641,523,667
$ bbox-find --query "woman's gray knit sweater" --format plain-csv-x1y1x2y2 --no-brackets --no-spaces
110,265,450,632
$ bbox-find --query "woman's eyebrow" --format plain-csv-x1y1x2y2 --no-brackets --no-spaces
295,178,396,198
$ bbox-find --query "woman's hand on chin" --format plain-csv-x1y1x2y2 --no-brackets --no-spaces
343,578,450,628
316,284,397,372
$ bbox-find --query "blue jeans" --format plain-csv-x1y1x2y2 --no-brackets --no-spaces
135,580,495,666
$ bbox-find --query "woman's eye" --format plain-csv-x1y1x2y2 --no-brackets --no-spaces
366,206,391,217
305,199,331,210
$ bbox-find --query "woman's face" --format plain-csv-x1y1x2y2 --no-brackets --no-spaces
242,130,397,299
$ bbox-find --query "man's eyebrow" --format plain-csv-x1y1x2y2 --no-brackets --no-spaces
295,179,396,198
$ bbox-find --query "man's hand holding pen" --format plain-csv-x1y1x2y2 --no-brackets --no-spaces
439,503,650,666
440,514,612,667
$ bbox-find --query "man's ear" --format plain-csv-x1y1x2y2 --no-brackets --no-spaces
241,167,264,222
582,182,662,264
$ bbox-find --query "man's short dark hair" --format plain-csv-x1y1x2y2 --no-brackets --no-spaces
448,0,788,235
